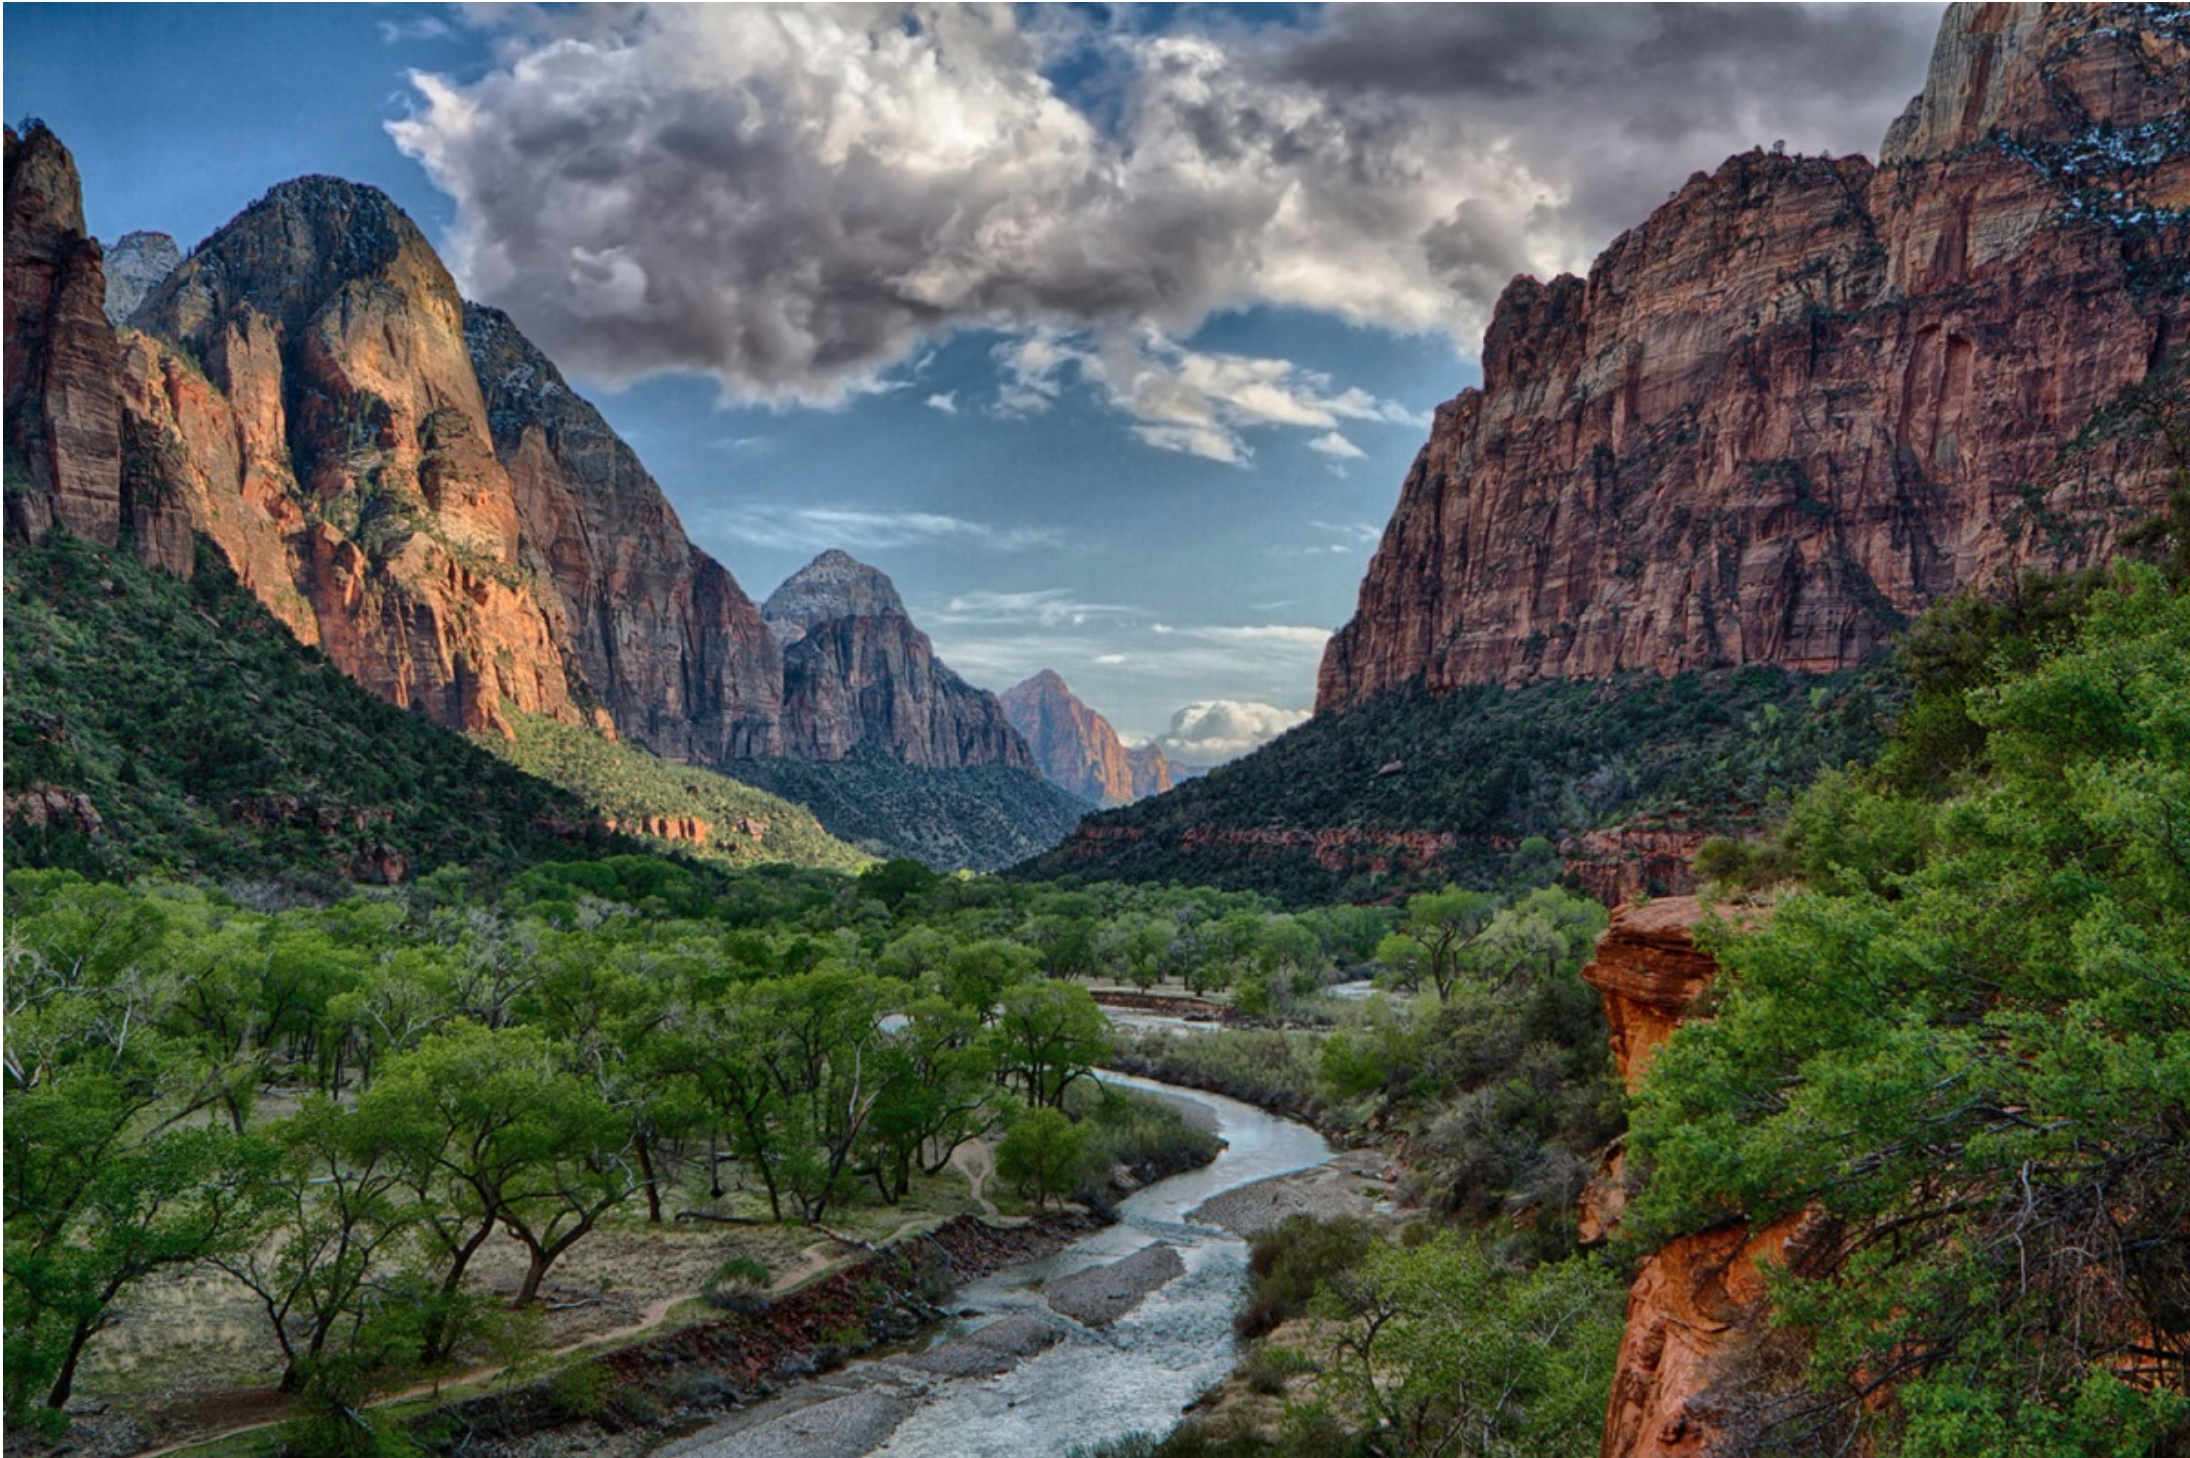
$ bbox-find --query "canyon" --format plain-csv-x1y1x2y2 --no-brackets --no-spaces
1319,3,2188,711
5,125,1073,865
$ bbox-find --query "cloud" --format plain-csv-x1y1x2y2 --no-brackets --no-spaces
937,589,1132,628
1094,653,1129,666
1193,624,1332,649
1307,431,1364,460
379,15,454,45
924,391,957,414
712,505,1057,553
1156,700,1312,762
996,326,1420,463
389,4,1936,403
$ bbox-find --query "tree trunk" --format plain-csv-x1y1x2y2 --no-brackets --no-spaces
636,1136,663,1224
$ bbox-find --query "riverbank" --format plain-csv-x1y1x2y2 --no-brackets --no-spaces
408,1212,1099,1458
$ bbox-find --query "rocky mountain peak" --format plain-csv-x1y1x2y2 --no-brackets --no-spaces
1000,670,1174,806
103,230,181,325
762,549,909,647
140,175,453,346
6,122,89,240
1880,3,2185,164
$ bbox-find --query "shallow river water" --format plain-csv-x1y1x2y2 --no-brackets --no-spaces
672,1067,1331,1458
875,1071,1331,1457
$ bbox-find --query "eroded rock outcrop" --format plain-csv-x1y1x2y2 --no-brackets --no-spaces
763,551,1035,770
1581,895,1725,1094
466,303,783,759
1581,895,1826,1458
5,124,124,547
1001,669,1172,806
1320,2,2190,712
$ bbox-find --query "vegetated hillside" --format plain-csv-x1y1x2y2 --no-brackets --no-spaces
1030,664,1896,904
2,533,628,887
1621,559,2190,1454
729,748,1089,872
478,712,869,874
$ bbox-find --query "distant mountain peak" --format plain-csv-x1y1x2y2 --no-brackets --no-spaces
762,549,908,646
1000,670,1174,807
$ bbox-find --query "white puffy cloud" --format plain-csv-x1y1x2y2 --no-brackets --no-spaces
1307,431,1364,460
995,327,1419,463
1156,700,1312,763
389,4,1934,405
924,391,957,414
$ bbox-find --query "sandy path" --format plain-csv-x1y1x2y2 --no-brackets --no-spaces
130,1294,688,1458
950,1141,1000,1218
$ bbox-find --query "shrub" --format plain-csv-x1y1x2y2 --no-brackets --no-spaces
1236,1215,1374,1339
703,1256,773,1313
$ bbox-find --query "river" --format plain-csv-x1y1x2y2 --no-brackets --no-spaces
670,1069,1332,1458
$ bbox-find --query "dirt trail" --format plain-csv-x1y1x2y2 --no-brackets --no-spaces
950,1142,1000,1219
130,1294,689,1458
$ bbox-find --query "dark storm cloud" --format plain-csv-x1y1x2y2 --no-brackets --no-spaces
391,3,1942,415
1267,3,1944,244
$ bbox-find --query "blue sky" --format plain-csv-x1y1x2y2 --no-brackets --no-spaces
4,3,1941,755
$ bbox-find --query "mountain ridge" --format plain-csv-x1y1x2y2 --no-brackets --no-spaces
1317,1,2187,713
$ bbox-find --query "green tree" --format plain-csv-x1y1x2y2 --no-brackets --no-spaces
995,1106,1088,1211
1318,1235,1623,1458
361,1022,630,1352
214,1098,415,1390
994,981,1111,1109
1377,888,1494,1002
1632,566,2190,1452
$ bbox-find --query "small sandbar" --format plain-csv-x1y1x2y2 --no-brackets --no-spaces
1043,1244,1187,1326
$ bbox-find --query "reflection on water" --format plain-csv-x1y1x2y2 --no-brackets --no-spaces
873,1072,1330,1458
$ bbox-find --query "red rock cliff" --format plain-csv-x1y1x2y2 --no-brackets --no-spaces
1320,2,2190,712
1582,896,1832,1458
465,303,784,760
1000,670,1150,806
5,125,124,549
122,175,580,733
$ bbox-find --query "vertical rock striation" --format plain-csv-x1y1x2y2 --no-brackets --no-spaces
121,175,576,732
5,124,124,547
763,551,1035,770
465,303,783,759
1319,2,2190,713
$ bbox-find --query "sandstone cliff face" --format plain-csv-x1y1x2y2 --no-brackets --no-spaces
120,175,580,733
1000,669,1159,806
1580,896,1823,1458
763,551,1034,770
1319,3,2190,712
465,304,784,759
1580,895,1725,1094
5,125,124,548
1125,741,1175,800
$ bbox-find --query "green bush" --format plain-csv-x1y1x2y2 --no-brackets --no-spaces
1236,1215,1375,1339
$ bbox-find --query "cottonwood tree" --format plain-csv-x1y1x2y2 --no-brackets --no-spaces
1377,888,1495,1002
360,1023,631,1359
213,1097,414,1390
993,980,1110,1110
